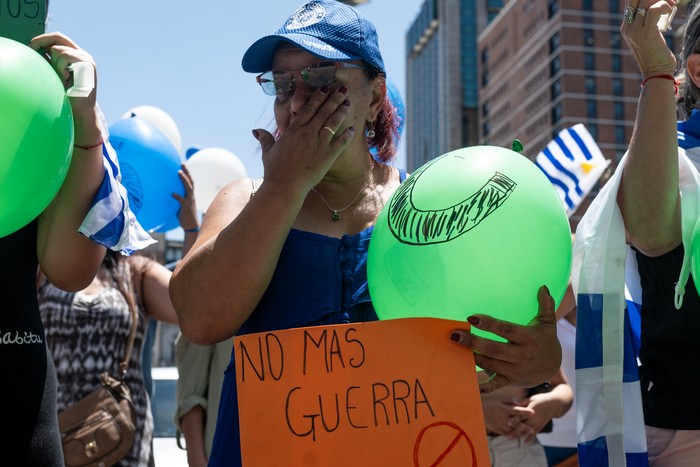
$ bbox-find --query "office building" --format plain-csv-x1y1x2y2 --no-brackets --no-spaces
406,0,505,171
479,0,683,163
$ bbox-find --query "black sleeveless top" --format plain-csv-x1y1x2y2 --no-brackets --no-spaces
0,221,63,465
635,244,700,429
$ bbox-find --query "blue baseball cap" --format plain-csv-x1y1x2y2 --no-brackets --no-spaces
242,0,385,74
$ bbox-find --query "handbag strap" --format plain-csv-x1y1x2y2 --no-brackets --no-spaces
117,258,142,379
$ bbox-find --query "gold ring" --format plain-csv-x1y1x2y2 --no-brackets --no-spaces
322,126,336,137
636,7,646,17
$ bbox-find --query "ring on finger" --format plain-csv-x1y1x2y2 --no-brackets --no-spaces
624,6,636,23
322,126,336,137
636,7,647,17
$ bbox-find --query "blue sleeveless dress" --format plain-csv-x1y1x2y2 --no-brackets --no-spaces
208,169,406,466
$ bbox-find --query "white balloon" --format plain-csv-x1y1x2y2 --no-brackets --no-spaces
121,105,183,155
186,147,247,212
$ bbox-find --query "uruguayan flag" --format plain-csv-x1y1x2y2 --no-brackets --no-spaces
78,108,154,255
536,124,610,217
572,120,700,466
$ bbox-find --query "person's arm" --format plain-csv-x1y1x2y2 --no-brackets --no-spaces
180,406,207,467
134,256,179,325
30,32,105,290
618,0,680,256
174,334,213,466
450,285,561,392
170,86,354,345
555,283,576,322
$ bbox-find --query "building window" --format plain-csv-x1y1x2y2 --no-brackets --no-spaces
549,32,560,53
481,47,489,64
585,52,595,70
613,78,623,95
550,55,561,76
482,70,490,86
585,76,596,94
583,0,592,8
587,100,597,118
482,101,490,117
615,125,626,144
552,124,563,139
612,54,622,72
614,102,624,119
584,29,594,46
483,121,491,136
610,32,621,49
609,0,619,12
552,103,562,124
589,124,598,140
548,0,558,18
551,79,561,98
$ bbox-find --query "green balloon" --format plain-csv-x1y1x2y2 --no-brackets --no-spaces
690,217,700,296
367,146,572,342
0,37,74,238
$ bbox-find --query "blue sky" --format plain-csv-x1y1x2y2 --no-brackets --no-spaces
47,0,424,178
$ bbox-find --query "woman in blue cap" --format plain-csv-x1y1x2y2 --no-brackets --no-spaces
170,1,562,464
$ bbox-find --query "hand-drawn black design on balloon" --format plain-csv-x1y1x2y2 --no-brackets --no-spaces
387,157,516,245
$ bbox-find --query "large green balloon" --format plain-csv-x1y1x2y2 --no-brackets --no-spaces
0,37,74,238
367,146,572,342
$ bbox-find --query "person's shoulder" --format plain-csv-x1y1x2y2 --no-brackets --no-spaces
216,177,259,206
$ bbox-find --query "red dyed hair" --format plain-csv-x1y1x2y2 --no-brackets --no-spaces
367,93,400,163
362,67,400,163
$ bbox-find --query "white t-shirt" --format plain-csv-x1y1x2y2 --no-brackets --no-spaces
537,318,577,448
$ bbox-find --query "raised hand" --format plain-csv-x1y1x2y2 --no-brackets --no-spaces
621,0,677,78
29,32,98,123
253,85,354,193
174,164,199,231
450,285,561,393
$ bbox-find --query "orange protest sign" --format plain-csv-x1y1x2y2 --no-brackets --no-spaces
235,317,489,466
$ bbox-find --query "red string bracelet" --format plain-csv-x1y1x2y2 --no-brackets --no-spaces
74,139,104,150
641,74,680,97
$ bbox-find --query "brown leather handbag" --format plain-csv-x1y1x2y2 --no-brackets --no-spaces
57,291,139,467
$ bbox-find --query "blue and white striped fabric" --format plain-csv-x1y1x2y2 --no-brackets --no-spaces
572,137,700,466
78,109,154,255
536,124,610,217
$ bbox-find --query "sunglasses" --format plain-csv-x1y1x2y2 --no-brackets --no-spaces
256,61,371,97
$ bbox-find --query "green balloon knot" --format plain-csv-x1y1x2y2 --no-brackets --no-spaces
511,139,524,153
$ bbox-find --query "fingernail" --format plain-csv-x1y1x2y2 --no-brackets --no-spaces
343,99,351,106
338,84,349,94
449,332,461,343
252,129,260,140
543,285,551,296
320,86,330,94
467,316,480,326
